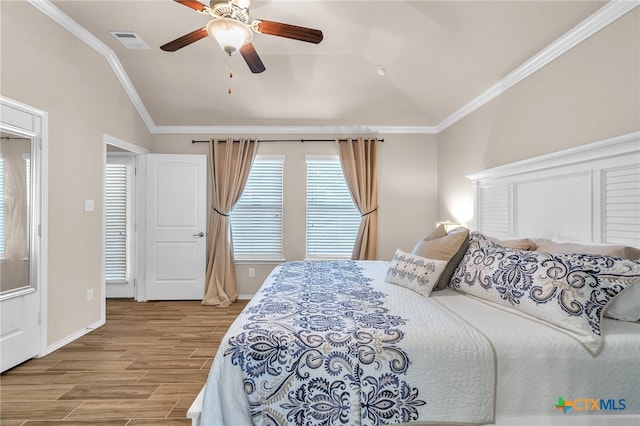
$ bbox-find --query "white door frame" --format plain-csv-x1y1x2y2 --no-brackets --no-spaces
103,134,148,302
0,95,48,364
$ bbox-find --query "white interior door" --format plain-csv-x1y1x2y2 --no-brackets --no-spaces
0,97,46,373
145,154,207,300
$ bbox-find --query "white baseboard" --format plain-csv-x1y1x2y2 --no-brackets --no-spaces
44,318,105,355
237,294,254,300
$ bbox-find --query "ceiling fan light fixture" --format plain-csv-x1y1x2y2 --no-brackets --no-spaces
230,0,252,10
206,17,253,55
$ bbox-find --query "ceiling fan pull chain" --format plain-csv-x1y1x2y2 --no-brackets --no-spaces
228,56,233,94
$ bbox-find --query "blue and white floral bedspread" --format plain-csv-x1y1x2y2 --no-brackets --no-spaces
201,261,495,426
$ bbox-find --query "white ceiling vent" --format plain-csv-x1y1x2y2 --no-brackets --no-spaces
110,31,150,49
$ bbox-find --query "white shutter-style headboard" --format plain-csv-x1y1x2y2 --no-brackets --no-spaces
467,132,640,247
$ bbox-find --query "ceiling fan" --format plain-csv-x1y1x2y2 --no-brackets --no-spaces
160,0,324,74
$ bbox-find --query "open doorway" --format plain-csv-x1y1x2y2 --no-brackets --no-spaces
103,134,148,301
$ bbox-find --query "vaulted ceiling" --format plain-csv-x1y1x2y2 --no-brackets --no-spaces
41,0,626,133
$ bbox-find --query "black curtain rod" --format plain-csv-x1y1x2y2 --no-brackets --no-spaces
192,138,384,143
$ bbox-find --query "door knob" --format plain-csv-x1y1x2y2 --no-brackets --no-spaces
193,232,205,237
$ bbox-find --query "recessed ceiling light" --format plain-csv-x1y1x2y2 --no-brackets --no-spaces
376,65,388,77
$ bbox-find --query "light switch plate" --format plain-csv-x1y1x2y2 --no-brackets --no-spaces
84,199,95,212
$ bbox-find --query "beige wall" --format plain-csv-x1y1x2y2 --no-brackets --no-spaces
2,0,438,343
1,1,151,346
151,133,438,295
437,8,640,230
4,0,636,347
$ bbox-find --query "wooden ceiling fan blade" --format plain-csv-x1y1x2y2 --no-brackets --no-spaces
160,27,208,52
240,43,266,73
174,0,207,12
255,20,323,44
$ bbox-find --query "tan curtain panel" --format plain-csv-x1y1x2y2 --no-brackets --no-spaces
337,137,379,260
203,138,258,306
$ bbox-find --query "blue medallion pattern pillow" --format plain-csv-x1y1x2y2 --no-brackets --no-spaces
386,249,447,297
450,232,640,356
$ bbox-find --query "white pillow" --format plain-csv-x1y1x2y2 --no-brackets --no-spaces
385,249,448,297
450,233,640,356
534,238,640,322
605,283,640,321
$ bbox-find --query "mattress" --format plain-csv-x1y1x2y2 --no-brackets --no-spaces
194,260,640,426
433,289,640,424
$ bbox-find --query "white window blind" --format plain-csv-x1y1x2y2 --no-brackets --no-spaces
105,162,130,282
231,155,284,260
306,156,360,258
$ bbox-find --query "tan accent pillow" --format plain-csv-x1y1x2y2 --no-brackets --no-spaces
487,236,537,250
423,224,447,241
412,228,470,290
534,239,640,259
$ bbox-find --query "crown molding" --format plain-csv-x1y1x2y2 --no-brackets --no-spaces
435,0,639,133
149,124,438,135
29,0,638,137
366,126,438,135
27,0,156,131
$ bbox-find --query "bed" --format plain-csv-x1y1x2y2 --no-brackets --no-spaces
189,132,640,426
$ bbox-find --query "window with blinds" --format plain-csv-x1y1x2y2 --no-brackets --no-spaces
306,156,360,258
230,155,284,260
105,161,131,282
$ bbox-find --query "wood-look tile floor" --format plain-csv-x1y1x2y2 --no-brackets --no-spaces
0,299,248,425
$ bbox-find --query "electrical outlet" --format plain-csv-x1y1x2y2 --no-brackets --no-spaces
248,268,255,278
87,288,94,301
